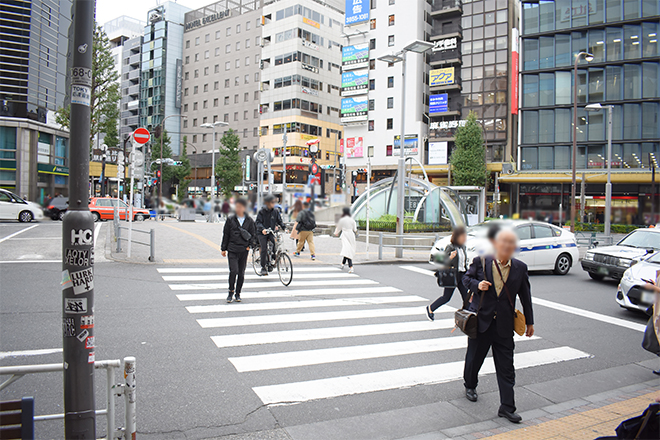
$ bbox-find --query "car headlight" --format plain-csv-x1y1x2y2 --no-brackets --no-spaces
617,258,633,268
584,252,594,261
622,270,634,282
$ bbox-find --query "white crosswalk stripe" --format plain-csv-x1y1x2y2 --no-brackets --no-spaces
159,265,593,407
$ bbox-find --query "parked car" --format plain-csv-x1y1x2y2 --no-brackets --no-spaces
179,198,205,214
89,197,150,222
429,220,579,275
44,196,69,220
617,251,660,312
581,228,660,280
0,189,44,222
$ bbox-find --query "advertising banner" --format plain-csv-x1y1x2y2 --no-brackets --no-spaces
393,135,419,156
341,97,368,122
342,43,369,70
345,0,369,25
341,70,369,96
430,67,455,87
511,28,519,115
343,137,364,158
428,142,448,165
429,94,449,114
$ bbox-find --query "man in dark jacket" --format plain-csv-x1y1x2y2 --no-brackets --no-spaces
462,228,535,423
294,201,316,259
221,198,256,303
255,194,286,276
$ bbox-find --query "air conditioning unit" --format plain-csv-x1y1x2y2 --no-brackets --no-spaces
502,162,515,175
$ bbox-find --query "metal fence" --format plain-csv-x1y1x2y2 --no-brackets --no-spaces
0,357,136,440
377,232,440,260
114,217,155,261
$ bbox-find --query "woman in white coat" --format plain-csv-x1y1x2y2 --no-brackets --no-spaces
334,207,357,273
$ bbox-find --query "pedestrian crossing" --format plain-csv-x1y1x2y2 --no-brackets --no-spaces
159,264,592,406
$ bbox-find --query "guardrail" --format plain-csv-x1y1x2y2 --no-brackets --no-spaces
575,232,615,249
114,217,155,261
377,232,440,260
0,357,136,440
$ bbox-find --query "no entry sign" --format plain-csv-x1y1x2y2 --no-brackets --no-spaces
133,128,151,145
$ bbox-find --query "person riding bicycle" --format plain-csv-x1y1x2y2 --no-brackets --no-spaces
256,194,286,276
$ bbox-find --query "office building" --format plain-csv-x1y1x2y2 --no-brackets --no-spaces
0,0,72,201
139,1,191,156
180,0,263,191
513,0,659,224
259,0,345,197
342,0,432,192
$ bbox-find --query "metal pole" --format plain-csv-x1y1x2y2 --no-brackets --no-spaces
266,152,272,194
333,131,338,193
128,141,135,258
241,160,245,196
123,357,136,440
605,106,612,236
652,160,656,224
395,51,408,258
571,54,579,232
494,172,500,218
211,126,216,200
101,154,106,196
106,365,115,439
149,229,155,262
378,232,383,260
62,0,96,437
158,125,164,214
580,172,586,223
366,157,371,260
282,128,287,205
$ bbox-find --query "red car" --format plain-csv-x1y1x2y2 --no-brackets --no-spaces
89,197,150,222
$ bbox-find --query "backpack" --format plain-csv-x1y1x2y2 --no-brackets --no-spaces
301,210,316,231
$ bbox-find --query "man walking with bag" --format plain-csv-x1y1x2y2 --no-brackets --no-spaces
221,198,256,303
294,201,316,260
462,228,535,423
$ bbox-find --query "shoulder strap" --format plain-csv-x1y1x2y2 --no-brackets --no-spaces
493,260,516,310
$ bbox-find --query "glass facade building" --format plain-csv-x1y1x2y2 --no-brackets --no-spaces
516,0,659,224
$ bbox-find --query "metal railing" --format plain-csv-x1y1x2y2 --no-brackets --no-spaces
575,232,615,248
0,357,136,440
377,232,440,260
114,217,155,261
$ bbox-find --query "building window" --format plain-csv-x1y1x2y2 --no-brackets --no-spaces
195,53,199,62
236,24,241,34
245,56,250,66
195,37,200,46
236,41,241,51
387,97,394,108
245,38,250,48
369,99,375,110
213,98,218,107
388,15,395,26
202,134,207,143
234,94,239,103
368,120,374,131
388,35,395,46
255,72,260,82
386,145,393,156
215,64,220,73
203,84,208,92
203,100,208,109
216,30,221,40
193,102,198,111
204,67,209,76
193,86,198,94
245,74,249,84
244,92,249,102
371,0,377,9
369,79,375,90
224,113,229,122
234,112,238,121
370,38,376,50
205,34,210,43
226,44,231,53
235,77,240,86
214,81,219,90
235,59,240,68
225,79,230,88
254,109,259,118
253,127,258,137
254,91,259,100
387,118,393,129
244,110,248,120
224,96,229,105
225,61,230,70
370,19,376,30
192,118,197,127
387,76,394,88
183,120,188,128
389,0,395,4
183,104,188,112
194,69,199,78
192,135,197,143
184,72,189,80
186,40,190,49
226,27,231,36
184,88,189,96
185,56,189,64
246,20,251,30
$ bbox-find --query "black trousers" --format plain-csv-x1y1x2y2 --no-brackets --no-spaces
430,271,469,311
228,251,248,293
463,320,516,413
342,256,353,268
258,234,276,269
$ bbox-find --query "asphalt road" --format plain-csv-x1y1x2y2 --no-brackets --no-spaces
0,220,656,440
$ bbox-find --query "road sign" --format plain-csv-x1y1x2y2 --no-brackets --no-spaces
311,163,319,175
133,127,150,145
132,151,144,167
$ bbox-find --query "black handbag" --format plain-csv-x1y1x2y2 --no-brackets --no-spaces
642,315,660,356
235,217,252,242
615,403,659,439
454,256,486,339
435,268,458,288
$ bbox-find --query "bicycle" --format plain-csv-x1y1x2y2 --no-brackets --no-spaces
251,228,293,286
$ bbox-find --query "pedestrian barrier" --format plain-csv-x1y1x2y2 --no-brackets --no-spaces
377,232,440,260
0,357,136,440
0,397,34,440
114,217,155,261
575,232,615,248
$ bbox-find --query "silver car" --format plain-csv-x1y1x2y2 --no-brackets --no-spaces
617,251,660,312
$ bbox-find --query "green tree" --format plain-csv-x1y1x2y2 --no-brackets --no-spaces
103,120,119,149
450,111,487,186
150,129,177,183
176,136,193,200
215,129,242,198
56,25,121,150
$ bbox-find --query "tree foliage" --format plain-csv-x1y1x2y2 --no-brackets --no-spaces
176,136,193,199
56,25,121,150
150,129,177,183
450,111,487,187
215,129,243,198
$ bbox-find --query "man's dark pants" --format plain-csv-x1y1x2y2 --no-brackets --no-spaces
228,251,248,293
463,320,516,413
258,234,276,270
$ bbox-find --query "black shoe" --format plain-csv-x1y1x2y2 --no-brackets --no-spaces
465,388,478,402
653,369,660,376
426,306,435,322
498,409,522,423
227,292,233,303
260,268,268,276
268,265,274,272
234,293,241,302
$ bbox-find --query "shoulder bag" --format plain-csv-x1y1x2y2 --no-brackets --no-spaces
494,261,526,337
454,256,486,339
235,217,253,242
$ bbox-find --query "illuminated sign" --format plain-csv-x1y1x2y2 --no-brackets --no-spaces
430,67,455,86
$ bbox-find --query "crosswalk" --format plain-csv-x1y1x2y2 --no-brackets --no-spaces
158,264,592,406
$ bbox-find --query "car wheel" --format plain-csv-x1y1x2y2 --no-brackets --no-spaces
553,253,572,275
135,214,144,222
18,210,33,222
588,272,605,281
58,210,66,220
92,212,101,222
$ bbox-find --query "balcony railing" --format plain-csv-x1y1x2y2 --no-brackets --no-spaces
430,48,462,64
431,0,462,14
432,22,462,38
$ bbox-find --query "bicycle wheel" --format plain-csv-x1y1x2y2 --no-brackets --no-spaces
277,253,293,286
252,248,261,275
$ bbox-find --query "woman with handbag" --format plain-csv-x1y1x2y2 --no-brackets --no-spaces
334,207,357,273
221,198,256,303
642,276,660,375
426,226,470,321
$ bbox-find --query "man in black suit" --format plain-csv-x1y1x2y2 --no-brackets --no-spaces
462,228,535,423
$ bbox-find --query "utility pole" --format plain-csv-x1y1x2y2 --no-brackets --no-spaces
282,127,287,205
62,0,96,437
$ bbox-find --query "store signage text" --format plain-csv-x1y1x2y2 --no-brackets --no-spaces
433,37,458,52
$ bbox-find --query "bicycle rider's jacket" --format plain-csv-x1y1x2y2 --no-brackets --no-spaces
256,206,285,234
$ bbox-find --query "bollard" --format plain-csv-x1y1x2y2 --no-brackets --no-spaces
106,364,115,439
123,357,136,440
149,229,155,262
116,226,122,253
378,232,383,260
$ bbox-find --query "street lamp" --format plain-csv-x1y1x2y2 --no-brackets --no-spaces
158,114,187,214
201,121,229,200
308,139,320,211
570,51,594,232
378,39,434,258
586,103,614,236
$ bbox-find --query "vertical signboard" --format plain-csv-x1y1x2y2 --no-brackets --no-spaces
344,137,364,158
175,59,183,109
345,0,369,25
428,142,448,165
511,28,519,115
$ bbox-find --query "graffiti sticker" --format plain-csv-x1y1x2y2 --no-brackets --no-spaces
63,317,76,337
80,315,94,329
70,268,93,295
65,298,87,314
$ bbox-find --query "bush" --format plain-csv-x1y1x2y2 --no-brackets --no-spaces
565,222,641,234
356,220,451,233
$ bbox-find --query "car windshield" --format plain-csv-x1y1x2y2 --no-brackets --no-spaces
467,221,510,237
617,230,660,250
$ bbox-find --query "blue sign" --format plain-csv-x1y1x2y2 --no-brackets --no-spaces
429,94,449,114
345,0,369,26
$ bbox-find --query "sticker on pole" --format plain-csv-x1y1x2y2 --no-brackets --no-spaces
63,318,76,337
81,315,94,329
71,85,91,106
61,269,72,290
133,128,151,145
88,351,95,364
77,329,89,343
65,298,88,314
70,267,94,295
65,249,92,267
85,336,95,349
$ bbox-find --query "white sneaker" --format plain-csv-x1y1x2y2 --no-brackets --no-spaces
339,264,345,269
348,267,354,273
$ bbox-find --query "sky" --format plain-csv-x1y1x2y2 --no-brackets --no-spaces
96,0,211,27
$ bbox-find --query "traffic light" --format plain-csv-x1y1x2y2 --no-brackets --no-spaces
153,125,162,139
156,170,161,178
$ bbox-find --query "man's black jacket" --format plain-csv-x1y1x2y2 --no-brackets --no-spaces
221,214,256,253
